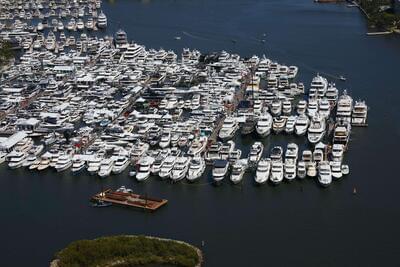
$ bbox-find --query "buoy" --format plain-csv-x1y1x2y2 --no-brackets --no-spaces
353,187,357,195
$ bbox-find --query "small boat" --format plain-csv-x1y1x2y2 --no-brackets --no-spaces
339,75,346,81
174,36,181,40
92,200,112,208
341,164,350,175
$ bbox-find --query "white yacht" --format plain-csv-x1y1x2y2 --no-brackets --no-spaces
282,100,292,115
87,157,102,175
115,29,128,48
170,156,190,182
333,120,351,147
313,149,324,163
187,157,206,182
205,142,221,162
270,161,284,184
336,90,353,121
76,18,85,30
152,155,166,174
136,156,154,181
248,142,264,166
37,154,52,171
255,158,271,184
230,160,246,184
55,155,72,172
309,75,328,98
307,161,317,177
296,100,307,115
219,117,239,141
270,146,283,162
285,116,297,134
67,18,76,31
318,161,332,187
8,152,27,169
85,18,94,31
307,98,319,118
256,112,272,137
22,154,37,168
270,99,282,116
297,161,307,179
295,114,309,136
272,116,287,134
112,156,129,174
57,20,64,31
342,164,350,176
71,159,86,174
187,136,207,156
159,156,176,180
331,144,344,161
98,158,114,178
302,150,313,165
219,141,236,160
318,98,331,119
330,161,343,179
212,159,229,184
326,83,338,103
284,159,297,181
37,22,44,31
159,132,171,148
97,11,107,28
285,143,299,161
351,100,368,125
307,115,326,144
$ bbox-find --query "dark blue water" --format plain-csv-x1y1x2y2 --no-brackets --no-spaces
1,1,400,266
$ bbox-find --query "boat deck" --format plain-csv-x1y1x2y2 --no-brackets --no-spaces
92,189,168,211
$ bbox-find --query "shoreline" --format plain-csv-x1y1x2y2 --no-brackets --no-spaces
50,235,203,267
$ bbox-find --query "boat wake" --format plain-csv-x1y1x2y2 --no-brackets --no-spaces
182,31,212,41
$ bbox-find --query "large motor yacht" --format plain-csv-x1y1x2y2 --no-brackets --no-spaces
307,115,326,144
255,158,271,185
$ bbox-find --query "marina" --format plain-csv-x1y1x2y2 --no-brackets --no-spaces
0,0,399,266
0,0,369,189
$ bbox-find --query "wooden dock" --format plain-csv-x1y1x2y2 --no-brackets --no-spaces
92,189,168,212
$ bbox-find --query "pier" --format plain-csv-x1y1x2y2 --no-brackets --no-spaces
92,189,168,211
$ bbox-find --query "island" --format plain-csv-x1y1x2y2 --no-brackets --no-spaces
357,0,400,31
51,235,202,267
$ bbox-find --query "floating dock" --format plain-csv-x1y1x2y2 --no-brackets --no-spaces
92,189,168,212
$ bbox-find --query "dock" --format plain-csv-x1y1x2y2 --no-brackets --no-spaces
92,189,168,212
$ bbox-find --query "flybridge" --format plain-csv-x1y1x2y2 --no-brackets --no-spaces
0,131,27,152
